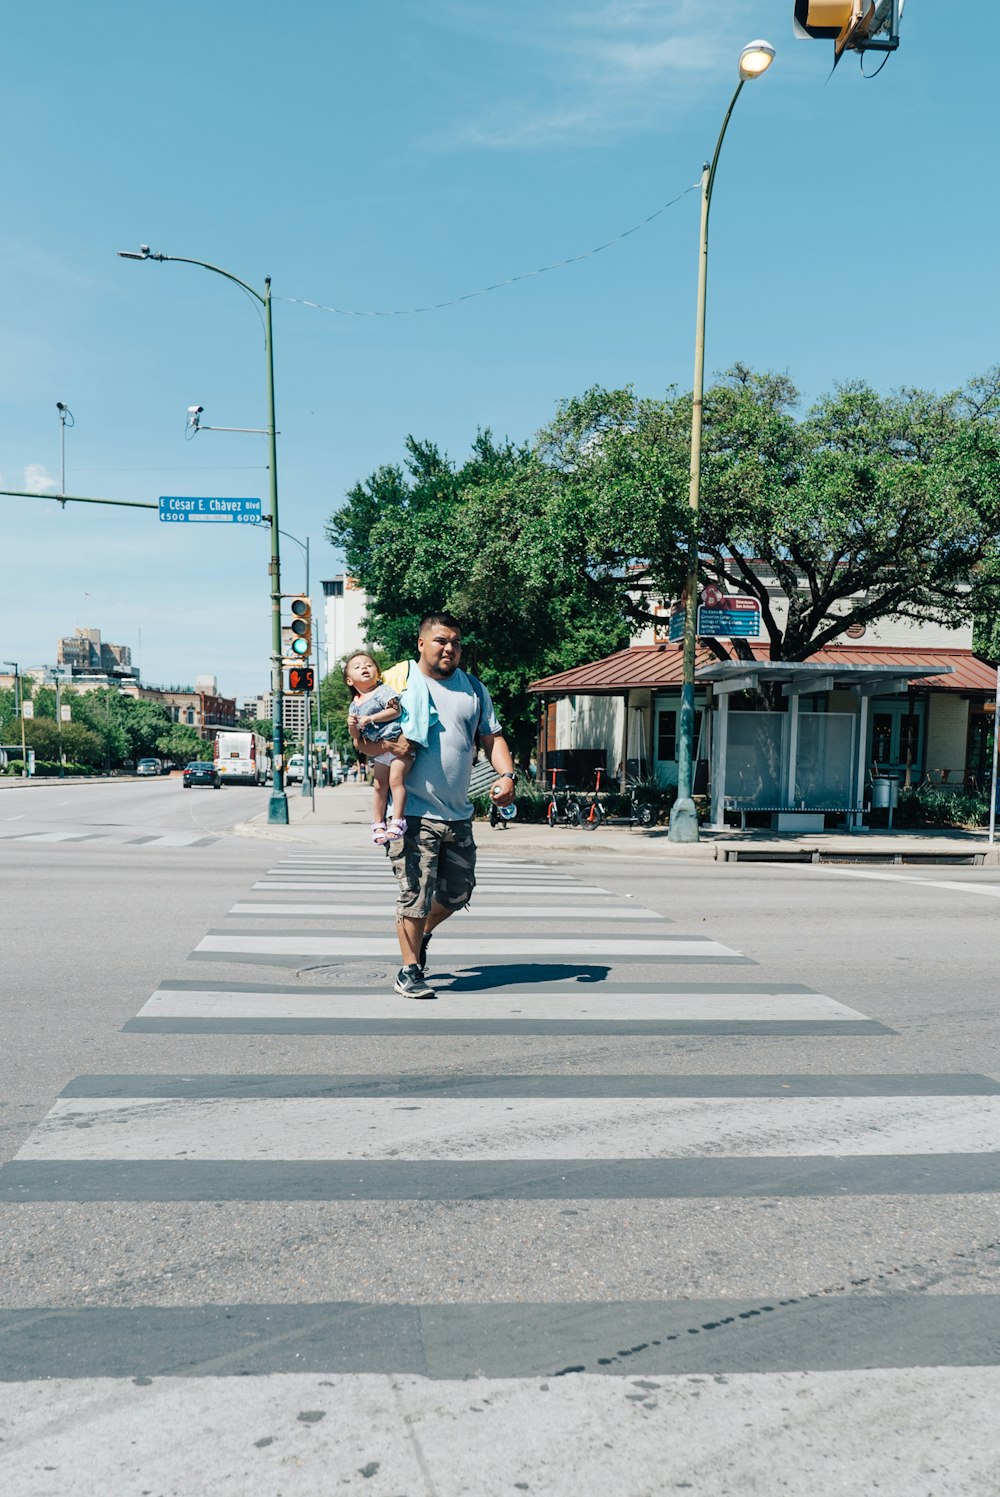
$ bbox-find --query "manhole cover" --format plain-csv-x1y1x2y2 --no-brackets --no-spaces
297,963,391,987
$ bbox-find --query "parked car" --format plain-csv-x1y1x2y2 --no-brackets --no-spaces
136,757,163,777
286,754,305,783
183,760,220,789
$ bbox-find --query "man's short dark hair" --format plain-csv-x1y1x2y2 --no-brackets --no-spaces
418,611,462,636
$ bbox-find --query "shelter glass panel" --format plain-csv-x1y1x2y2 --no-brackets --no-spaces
795,712,856,809
725,712,786,807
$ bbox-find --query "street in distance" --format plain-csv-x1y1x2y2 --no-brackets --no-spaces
158,496,262,524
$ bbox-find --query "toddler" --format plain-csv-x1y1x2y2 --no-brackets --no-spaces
344,653,413,845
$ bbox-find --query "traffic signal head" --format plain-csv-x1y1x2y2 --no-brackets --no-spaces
794,1,899,59
287,666,315,692
281,594,312,662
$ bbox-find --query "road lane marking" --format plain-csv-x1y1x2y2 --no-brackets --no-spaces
227,903,663,920
135,988,869,1023
193,935,742,959
816,867,1000,898
17,1095,1000,1161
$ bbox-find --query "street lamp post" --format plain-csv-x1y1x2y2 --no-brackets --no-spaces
118,246,289,825
2,661,27,777
668,40,776,844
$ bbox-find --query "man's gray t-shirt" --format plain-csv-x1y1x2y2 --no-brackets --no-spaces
405,667,501,822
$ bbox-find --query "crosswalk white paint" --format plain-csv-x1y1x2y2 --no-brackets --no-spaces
135,988,865,1022
252,880,613,893
194,934,739,958
22,1094,1000,1162
228,902,663,920
818,866,1000,898
4,1366,997,1497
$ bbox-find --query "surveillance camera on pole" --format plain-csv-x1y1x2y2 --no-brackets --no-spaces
186,405,204,433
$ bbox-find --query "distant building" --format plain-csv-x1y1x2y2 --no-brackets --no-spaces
256,691,309,740
57,627,135,678
321,575,368,665
120,681,236,740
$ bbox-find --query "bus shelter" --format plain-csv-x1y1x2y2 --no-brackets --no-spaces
698,660,951,831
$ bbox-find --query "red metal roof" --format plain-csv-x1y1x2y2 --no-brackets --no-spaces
528,645,997,695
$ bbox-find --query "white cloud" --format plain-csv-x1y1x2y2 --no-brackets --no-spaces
432,0,761,149
23,464,57,494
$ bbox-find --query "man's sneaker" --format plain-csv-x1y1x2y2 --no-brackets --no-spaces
418,930,432,973
394,965,437,1000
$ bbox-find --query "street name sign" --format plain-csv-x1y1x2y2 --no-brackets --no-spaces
159,496,262,524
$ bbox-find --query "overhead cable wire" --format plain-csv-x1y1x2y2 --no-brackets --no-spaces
280,181,700,319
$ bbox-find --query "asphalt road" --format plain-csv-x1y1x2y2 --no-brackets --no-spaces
1,779,998,1494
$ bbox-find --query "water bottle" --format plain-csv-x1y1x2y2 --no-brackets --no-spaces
497,802,517,821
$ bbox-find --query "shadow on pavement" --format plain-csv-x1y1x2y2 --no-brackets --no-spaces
443,963,610,991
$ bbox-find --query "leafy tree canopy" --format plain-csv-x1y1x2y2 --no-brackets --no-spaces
327,432,629,756
545,366,1000,662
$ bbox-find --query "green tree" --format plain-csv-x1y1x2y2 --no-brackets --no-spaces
328,433,628,757
542,367,1000,663
156,725,205,763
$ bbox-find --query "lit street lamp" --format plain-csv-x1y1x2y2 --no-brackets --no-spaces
668,39,776,844
118,245,290,825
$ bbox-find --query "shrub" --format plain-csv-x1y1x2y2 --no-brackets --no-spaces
892,785,990,829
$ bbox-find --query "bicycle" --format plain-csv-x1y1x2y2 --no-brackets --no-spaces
580,767,607,829
627,780,658,828
545,767,581,829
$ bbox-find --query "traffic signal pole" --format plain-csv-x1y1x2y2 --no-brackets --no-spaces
263,278,290,825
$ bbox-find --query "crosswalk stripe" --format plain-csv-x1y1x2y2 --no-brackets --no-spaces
251,874,610,886
19,1095,1000,1162
227,902,664,920
133,987,869,1023
193,933,745,959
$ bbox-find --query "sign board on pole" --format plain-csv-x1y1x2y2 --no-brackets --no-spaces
60,704,72,722
697,596,762,639
313,732,329,745
21,701,34,719
668,609,685,643
158,496,262,524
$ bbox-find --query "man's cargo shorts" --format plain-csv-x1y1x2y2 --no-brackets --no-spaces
388,816,476,920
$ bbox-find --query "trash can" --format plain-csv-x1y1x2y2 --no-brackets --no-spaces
871,775,899,809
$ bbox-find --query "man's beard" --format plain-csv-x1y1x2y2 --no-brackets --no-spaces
430,658,458,678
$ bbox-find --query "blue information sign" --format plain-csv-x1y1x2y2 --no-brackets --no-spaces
159,496,262,524
697,601,761,638
668,610,685,642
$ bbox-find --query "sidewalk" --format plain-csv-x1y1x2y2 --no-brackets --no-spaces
235,783,1000,865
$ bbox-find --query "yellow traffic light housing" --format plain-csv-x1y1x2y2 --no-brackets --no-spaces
794,0,902,59
281,594,312,664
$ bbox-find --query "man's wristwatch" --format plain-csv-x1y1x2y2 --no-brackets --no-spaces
495,771,515,781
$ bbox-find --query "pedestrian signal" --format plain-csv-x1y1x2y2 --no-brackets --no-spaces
287,667,315,692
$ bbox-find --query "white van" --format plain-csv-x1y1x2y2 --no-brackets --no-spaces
286,754,305,783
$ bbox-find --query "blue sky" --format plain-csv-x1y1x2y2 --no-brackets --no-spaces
3,1,997,699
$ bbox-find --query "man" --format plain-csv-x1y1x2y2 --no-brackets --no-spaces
384,612,515,999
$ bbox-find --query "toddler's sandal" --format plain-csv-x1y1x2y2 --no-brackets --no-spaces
371,822,389,846
386,818,408,840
